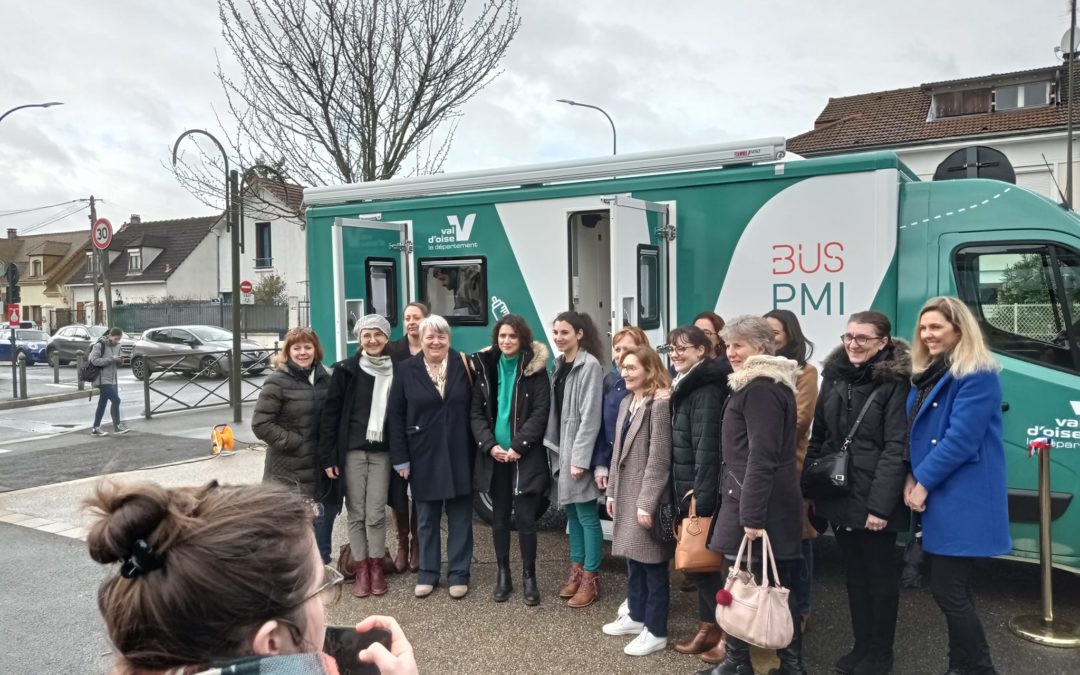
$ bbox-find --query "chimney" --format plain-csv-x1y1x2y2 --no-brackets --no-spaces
7,228,16,239
129,214,141,224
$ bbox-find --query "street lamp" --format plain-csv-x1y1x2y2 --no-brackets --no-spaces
557,99,616,155
0,101,63,125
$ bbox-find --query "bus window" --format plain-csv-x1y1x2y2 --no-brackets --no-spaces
418,257,488,326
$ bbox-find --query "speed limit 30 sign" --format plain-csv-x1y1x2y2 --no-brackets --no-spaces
93,218,113,250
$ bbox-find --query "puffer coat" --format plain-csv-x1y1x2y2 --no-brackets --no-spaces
470,341,552,496
253,359,330,499
608,396,674,564
805,341,912,531
670,357,730,517
707,355,803,562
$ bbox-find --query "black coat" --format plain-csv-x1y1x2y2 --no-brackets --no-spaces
707,355,803,562
670,357,730,517
252,360,330,500
469,341,551,496
805,341,912,530
387,349,474,501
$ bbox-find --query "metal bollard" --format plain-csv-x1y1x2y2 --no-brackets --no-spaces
76,350,85,391
143,357,152,420
17,353,27,400
53,352,60,384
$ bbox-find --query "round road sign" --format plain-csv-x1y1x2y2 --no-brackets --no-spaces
240,280,254,294
93,218,113,250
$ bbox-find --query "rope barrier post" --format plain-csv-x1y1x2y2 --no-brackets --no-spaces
17,353,27,400
1009,440,1080,647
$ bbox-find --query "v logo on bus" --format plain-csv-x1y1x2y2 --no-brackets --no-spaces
448,214,475,241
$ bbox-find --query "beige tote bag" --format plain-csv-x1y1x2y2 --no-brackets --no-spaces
714,532,794,650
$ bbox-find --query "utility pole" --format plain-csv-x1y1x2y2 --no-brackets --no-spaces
229,170,242,423
90,196,100,323
88,196,114,327
1068,4,1077,209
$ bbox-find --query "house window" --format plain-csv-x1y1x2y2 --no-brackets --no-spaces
85,252,97,277
365,257,399,327
418,257,487,326
255,222,272,268
31,260,42,277
954,243,1080,373
128,249,142,273
637,244,660,329
995,82,1050,111
933,88,992,118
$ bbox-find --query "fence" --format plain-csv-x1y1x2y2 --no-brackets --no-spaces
984,303,1080,343
112,302,289,335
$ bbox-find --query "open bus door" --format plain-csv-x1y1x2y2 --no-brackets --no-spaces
605,196,673,351
331,217,413,362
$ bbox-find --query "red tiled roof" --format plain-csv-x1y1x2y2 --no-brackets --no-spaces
789,61,1080,156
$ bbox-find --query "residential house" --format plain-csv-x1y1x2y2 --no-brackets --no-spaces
0,227,89,331
788,48,1080,199
212,178,308,318
66,214,221,324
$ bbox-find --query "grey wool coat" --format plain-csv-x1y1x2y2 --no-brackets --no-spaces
543,349,604,507
608,396,674,564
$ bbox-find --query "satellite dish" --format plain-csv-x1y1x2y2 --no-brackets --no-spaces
933,146,1016,184
1061,26,1080,55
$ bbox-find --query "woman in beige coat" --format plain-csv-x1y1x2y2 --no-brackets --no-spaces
601,345,673,657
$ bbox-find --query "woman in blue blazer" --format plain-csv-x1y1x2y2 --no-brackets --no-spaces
906,296,1010,675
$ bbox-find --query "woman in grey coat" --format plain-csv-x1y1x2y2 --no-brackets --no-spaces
543,311,605,608
601,345,674,657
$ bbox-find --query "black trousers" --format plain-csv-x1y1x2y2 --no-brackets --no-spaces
928,553,997,674
835,527,900,656
414,494,473,587
627,558,670,637
723,555,804,671
687,570,725,623
489,461,539,569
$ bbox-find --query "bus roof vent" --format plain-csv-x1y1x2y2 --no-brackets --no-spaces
933,146,1016,184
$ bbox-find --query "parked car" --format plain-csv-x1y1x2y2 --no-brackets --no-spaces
0,328,51,365
129,325,270,380
47,325,136,366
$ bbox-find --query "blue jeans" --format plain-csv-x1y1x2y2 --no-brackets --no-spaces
313,503,339,565
791,538,814,618
627,558,670,637
93,384,121,429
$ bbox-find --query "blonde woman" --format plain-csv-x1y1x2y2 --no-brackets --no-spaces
905,297,1009,675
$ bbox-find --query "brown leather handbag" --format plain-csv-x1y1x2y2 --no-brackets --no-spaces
674,492,726,573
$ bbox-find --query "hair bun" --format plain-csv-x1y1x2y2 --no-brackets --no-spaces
85,482,171,565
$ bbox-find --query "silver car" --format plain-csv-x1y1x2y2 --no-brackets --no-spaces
129,325,270,380
47,325,136,366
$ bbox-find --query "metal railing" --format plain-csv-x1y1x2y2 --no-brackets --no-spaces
141,346,273,418
984,303,1080,343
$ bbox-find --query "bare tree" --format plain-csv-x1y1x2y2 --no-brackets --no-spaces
172,0,520,214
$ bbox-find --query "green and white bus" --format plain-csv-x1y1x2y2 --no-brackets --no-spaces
304,138,1080,571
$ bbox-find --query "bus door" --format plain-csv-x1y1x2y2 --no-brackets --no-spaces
605,195,673,351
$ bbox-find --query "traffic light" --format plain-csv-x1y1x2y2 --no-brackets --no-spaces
5,286,19,304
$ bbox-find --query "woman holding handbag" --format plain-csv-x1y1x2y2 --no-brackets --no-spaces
666,325,731,665
702,315,804,675
804,311,911,675
599,345,673,656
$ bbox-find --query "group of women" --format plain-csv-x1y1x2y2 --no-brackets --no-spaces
242,295,1009,675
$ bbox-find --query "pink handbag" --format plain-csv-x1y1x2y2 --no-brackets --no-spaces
714,532,794,650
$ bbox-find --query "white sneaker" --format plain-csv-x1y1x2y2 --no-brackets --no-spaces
602,614,645,636
617,598,630,617
623,628,667,656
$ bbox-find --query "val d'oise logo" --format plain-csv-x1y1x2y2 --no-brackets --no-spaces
1025,400,1080,449
428,213,478,250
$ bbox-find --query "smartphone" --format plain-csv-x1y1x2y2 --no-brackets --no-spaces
323,625,393,675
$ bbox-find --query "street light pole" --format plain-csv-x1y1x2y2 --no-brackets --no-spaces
557,99,617,155
0,101,63,125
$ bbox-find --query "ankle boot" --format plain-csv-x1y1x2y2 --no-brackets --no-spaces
567,570,600,608
773,618,807,675
523,567,540,606
391,507,410,573
407,508,420,573
369,557,388,596
698,632,727,665
558,563,584,599
695,637,751,675
852,650,893,675
493,557,512,602
351,557,371,598
675,621,722,655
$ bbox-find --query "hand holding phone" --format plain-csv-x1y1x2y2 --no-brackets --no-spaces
356,615,419,675
323,625,392,675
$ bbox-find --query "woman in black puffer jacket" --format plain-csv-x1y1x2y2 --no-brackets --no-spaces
804,311,911,675
252,327,331,559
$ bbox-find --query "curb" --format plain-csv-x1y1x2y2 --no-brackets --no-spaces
0,390,91,411
0,510,88,541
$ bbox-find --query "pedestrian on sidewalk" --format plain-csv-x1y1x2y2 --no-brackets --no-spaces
90,327,130,436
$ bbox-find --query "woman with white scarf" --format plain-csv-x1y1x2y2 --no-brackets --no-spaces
317,314,395,598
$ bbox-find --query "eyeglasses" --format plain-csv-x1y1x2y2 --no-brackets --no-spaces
841,333,884,347
299,564,344,607
665,344,690,356
700,329,716,337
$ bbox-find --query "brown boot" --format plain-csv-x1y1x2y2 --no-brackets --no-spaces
567,570,600,608
407,508,420,573
351,557,371,598
369,557,388,596
698,632,727,665
675,621,722,655
558,563,584,599
392,507,410,573
337,543,358,581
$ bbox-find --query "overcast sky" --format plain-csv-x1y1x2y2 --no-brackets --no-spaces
0,0,1074,236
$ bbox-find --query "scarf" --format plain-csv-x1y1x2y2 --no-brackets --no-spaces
359,352,394,443
908,355,950,434
286,360,314,385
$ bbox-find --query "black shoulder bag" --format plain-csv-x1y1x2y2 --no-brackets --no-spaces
802,387,881,499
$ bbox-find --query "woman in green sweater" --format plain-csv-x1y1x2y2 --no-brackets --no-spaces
470,315,552,605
